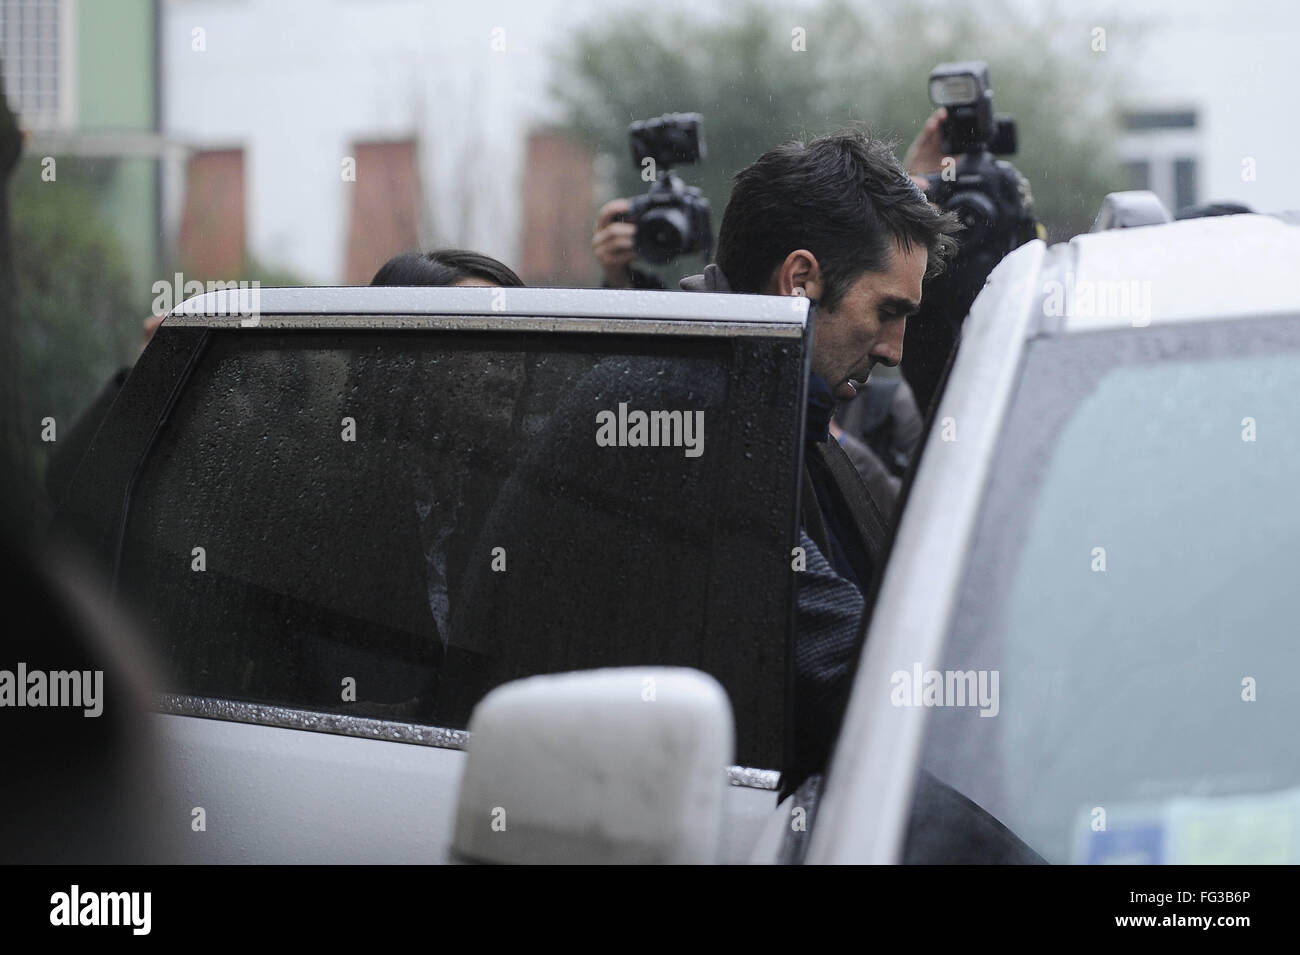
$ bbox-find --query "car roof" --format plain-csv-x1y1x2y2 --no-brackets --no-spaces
1031,213,1300,335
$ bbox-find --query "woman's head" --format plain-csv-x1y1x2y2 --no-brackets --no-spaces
369,249,525,288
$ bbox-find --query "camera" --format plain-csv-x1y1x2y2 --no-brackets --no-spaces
923,61,1037,255
616,113,713,264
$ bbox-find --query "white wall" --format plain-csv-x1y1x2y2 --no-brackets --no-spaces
1070,0,1298,213
161,0,647,282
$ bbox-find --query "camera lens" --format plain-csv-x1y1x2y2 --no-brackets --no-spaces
945,190,998,248
636,207,691,264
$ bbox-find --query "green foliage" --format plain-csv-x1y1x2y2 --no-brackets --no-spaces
11,157,140,437
552,0,1136,277
240,257,310,288
11,152,307,489
162,254,311,292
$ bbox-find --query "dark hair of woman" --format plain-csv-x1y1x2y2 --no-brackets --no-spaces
369,249,525,288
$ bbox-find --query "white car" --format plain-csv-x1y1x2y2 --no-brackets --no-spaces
813,208,1300,865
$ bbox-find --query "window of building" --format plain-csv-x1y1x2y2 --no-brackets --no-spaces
0,0,72,130
1174,157,1198,213
1121,160,1150,192
1117,107,1201,214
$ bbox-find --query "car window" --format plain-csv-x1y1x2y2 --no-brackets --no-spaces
115,328,802,769
903,315,1300,863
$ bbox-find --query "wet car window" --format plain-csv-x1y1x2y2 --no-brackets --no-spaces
117,328,803,768
903,315,1300,863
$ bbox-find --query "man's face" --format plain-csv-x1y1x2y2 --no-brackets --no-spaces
808,239,927,400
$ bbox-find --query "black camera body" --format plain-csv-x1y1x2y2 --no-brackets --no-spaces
617,113,713,264
924,151,1036,255
923,62,1037,256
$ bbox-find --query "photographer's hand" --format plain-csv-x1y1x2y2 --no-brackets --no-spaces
140,313,164,357
904,107,950,186
593,198,639,288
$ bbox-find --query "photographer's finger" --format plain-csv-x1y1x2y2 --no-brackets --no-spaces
597,220,636,240
906,117,949,176
593,224,636,254
595,198,633,229
595,234,638,268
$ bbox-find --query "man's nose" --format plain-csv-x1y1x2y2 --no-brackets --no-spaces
874,319,906,367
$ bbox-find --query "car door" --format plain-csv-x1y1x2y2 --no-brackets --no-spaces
53,285,810,862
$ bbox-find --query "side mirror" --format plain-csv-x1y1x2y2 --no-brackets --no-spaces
452,667,733,864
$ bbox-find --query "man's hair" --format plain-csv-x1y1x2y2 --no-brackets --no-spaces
715,128,961,310
370,248,525,288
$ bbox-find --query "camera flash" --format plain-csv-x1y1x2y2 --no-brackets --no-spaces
930,75,978,107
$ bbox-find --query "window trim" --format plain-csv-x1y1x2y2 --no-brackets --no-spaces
153,693,781,791
167,286,810,336
111,328,212,594
164,312,805,339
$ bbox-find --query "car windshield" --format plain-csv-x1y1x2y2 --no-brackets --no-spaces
904,314,1300,864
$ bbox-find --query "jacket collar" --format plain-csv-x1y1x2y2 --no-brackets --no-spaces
806,373,834,445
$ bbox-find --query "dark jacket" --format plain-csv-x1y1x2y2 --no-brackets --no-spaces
832,375,924,521
835,376,923,480
679,265,893,789
45,366,131,507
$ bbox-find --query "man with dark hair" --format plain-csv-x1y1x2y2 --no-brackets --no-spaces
691,129,959,787
597,127,961,787
684,127,958,570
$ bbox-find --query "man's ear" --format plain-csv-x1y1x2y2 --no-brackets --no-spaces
771,249,822,299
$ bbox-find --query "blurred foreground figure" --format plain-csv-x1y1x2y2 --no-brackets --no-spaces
44,314,168,509
0,537,170,863
0,68,167,863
